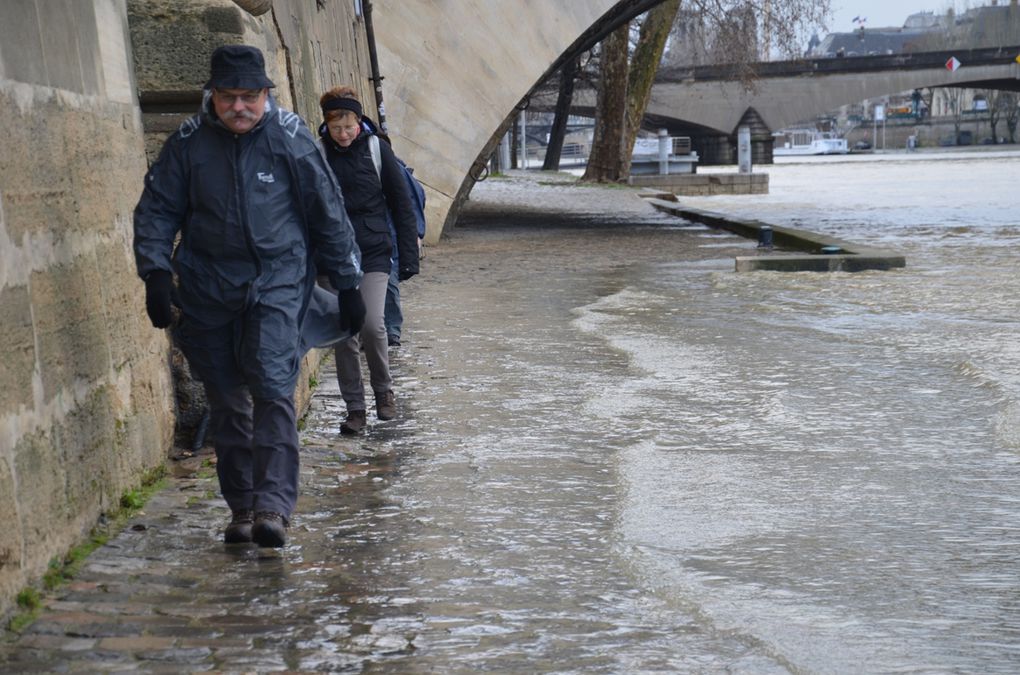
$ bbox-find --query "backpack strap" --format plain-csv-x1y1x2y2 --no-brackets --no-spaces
368,134,383,183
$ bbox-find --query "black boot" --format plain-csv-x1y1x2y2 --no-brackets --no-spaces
341,409,367,434
224,509,254,544
252,511,289,548
375,390,396,421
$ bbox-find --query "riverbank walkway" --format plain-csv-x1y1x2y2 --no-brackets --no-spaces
0,172,755,671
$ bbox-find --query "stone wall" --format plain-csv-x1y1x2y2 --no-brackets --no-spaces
0,0,169,616
0,0,375,616
130,0,374,160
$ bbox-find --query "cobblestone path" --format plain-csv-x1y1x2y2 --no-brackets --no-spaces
0,355,428,672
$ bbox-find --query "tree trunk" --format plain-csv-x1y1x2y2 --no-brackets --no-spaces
1004,92,1019,143
510,113,520,169
582,24,629,183
542,58,580,171
985,90,1002,143
621,0,681,177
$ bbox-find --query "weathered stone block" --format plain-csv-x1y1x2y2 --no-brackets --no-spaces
128,0,246,94
30,256,112,404
54,385,120,520
62,114,147,238
0,456,23,604
0,2,47,86
0,90,77,244
15,430,70,567
0,284,35,417
93,241,153,371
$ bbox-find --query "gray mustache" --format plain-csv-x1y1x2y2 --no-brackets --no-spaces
222,109,258,121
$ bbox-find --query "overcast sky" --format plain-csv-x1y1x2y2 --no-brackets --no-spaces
824,1,958,32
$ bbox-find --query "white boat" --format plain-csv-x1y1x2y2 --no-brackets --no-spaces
773,129,849,156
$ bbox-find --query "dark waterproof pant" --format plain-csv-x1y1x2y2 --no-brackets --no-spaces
205,386,299,518
176,294,306,520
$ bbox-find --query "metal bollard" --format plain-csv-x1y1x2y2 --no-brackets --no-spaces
758,225,773,249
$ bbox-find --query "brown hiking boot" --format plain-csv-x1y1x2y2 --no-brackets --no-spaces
252,511,289,548
340,409,367,434
376,390,396,421
224,509,254,544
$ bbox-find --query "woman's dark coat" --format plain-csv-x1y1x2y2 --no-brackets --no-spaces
319,121,420,278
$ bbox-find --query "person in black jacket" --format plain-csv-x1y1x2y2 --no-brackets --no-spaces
134,47,366,547
318,87,419,433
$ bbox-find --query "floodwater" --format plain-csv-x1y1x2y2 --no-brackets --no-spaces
15,150,1014,672
353,149,1020,673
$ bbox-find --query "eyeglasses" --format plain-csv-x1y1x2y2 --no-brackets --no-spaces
213,89,263,105
328,123,360,135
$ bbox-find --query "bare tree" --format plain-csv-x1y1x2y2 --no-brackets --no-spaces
667,0,831,66
582,24,629,182
543,58,580,171
1001,91,1019,144
582,0,831,183
983,89,1004,144
942,87,965,144
621,0,682,177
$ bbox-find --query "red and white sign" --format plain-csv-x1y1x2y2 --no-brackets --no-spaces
946,56,961,72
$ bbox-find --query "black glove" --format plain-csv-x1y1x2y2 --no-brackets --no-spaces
398,265,418,282
337,287,366,336
144,270,174,329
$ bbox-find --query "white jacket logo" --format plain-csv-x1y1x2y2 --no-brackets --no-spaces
257,172,275,183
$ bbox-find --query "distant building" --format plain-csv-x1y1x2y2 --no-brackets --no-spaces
799,5,1017,146
808,11,947,58
808,5,1020,57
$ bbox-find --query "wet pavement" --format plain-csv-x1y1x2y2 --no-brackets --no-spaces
0,172,757,672
0,360,425,672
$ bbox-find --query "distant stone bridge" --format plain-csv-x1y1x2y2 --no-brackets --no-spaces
531,46,1020,163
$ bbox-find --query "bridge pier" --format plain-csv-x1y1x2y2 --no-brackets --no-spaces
691,133,774,166
692,134,733,165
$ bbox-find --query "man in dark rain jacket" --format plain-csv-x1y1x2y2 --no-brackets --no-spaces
133,45,366,548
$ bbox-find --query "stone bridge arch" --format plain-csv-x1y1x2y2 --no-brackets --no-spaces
371,0,668,241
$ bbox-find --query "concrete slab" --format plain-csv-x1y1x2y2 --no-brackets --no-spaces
645,199,906,272
631,172,769,196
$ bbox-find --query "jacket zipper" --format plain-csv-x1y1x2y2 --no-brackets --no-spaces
234,134,263,281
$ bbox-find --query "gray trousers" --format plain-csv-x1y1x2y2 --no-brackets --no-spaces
205,385,299,518
334,271,392,411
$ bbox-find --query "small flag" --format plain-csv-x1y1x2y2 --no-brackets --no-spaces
852,15,860,22
946,56,961,72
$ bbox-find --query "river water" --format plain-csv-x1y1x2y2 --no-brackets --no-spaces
566,149,1020,673
296,150,1020,672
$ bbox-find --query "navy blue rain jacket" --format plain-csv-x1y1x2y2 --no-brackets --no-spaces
133,93,362,398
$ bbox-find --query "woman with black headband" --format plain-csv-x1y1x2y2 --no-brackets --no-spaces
318,86,420,433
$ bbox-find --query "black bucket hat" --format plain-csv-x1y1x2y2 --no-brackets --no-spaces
205,45,275,90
